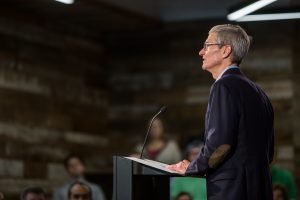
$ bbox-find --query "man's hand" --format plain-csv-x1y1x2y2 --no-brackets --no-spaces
166,160,190,175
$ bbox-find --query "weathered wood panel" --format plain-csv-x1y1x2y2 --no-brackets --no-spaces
0,3,110,199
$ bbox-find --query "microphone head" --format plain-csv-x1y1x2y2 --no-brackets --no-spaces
160,106,167,113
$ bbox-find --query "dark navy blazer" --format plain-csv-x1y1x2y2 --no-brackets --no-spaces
185,68,274,200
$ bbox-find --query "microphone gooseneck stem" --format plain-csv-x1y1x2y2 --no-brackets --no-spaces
139,111,162,159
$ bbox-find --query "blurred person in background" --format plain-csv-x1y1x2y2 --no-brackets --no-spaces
273,184,289,200
68,182,92,200
53,154,105,200
185,140,204,162
21,187,47,200
272,165,298,200
134,117,181,164
271,147,298,200
175,192,193,200
171,140,206,200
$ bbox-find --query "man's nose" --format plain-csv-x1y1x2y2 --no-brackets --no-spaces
199,48,205,56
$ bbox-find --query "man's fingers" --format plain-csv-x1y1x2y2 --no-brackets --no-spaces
166,164,186,175
166,161,189,175
166,164,176,170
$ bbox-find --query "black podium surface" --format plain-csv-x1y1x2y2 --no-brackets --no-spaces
113,156,181,200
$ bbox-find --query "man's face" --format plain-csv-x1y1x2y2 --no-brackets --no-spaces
177,194,192,200
199,33,223,73
69,185,91,200
273,189,285,200
150,119,163,139
25,193,46,200
67,158,86,178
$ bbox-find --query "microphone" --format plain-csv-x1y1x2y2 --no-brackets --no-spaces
139,106,167,159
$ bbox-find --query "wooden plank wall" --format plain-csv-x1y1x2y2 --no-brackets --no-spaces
0,12,109,199
0,8,300,198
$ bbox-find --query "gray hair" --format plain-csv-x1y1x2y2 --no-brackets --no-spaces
209,24,251,65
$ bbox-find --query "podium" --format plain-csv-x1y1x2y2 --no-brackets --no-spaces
113,156,181,200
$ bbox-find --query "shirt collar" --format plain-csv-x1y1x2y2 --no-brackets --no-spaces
216,66,239,81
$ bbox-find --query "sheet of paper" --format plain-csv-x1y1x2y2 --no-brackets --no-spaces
124,157,180,174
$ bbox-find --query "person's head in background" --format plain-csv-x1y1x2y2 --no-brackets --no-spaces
68,182,92,200
21,187,46,200
185,140,204,162
175,192,193,200
273,184,289,200
64,154,86,179
149,118,166,141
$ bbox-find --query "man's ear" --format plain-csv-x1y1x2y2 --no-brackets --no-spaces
222,45,232,59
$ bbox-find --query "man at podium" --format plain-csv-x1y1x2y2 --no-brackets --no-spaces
167,24,274,200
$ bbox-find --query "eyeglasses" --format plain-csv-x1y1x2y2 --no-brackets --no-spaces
203,43,222,51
